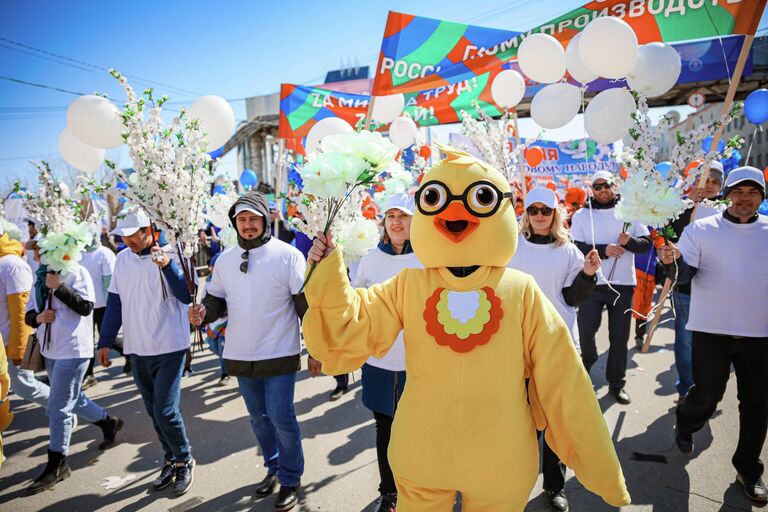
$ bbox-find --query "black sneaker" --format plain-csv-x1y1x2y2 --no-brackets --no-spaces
123,359,132,374
254,473,277,498
329,386,348,401
173,459,194,496
82,375,97,390
634,336,644,350
608,387,631,405
275,484,299,511
152,461,176,490
674,426,694,455
737,474,768,502
377,493,397,512
546,490,569,511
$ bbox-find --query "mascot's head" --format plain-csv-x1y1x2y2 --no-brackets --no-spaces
411,144,518,268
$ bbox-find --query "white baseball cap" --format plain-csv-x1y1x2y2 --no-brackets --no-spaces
724,166,765,193
112,208,151,237
591,170,615,184
383,192,415,216
524,188,558,209
234,204,264,217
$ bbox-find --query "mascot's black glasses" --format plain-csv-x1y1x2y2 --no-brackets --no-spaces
415,180,514,218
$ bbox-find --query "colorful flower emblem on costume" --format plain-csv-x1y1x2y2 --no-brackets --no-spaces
424,287,503,353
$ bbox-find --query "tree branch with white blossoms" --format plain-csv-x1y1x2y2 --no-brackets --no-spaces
19,162,95,275
458,105,516,180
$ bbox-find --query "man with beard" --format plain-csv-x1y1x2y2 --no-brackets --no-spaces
570,171,651,405
189,191,306,512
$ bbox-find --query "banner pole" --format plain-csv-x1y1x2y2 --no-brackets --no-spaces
512,110,526,202
274,138,285,237
364,96,377,131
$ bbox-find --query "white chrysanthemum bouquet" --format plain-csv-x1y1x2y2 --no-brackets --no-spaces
38,221,94,274
296,129,400,289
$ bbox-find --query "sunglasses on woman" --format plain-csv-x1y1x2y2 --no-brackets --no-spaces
526,206,554,217
592,182,612,191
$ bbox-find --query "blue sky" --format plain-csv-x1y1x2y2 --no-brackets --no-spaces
1,0,766,187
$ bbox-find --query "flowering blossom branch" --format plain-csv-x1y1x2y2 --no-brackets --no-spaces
105,69,214,259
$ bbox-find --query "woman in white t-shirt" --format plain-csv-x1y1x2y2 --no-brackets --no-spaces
24,250,122,495
353,193,422,512
507,188,601,512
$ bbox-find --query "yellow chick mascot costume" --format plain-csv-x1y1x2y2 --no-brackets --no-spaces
303,145,630,511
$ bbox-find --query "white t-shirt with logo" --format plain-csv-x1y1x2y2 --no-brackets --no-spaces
508,236,584,349
27,264,95,360
81,246,116,309
353,247,423,371
570,205,650,286
0,254,33,346
206,239,306,361
109,246,190,356
678,213,768,338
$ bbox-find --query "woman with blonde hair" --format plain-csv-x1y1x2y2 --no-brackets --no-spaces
508,187,601,512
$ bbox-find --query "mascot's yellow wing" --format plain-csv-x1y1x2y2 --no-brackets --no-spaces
520,277,631,507
303,248,405,375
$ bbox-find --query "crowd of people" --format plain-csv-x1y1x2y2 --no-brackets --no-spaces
0,157,766,511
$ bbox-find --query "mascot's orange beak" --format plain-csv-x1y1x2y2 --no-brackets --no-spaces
434,202,480,243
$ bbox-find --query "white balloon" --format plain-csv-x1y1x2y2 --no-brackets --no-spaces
58,126,104,174
517,33,566,84
371,94,405,124
579,17,638,79
66,95,123,149
188,95,236,150
584,88,637,144
207,192,237,229
305,117,354,155
565,33,598,85
627,42,682,98
491,70,526,108
388,116,419,149
531,83,582,129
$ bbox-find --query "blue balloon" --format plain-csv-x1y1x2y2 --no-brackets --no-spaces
655,161,672,178
702,136,725,153
745,89,768,125
116,182,128,190
208,146,225,159
759,199,768,216
240,169,258,190
212,185,226,195
721,149,742,174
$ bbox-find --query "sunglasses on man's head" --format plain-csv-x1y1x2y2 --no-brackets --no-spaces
526,206,553,217
592,182,613,191
240,251,249,274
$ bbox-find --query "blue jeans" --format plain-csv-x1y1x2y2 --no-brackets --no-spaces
237,372,304,486
45,357,106,454
131,350,191,463
8,362,49,406
673,292,694,396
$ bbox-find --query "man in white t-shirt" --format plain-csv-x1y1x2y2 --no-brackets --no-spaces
570,170,651,405
80,235,117,389
189,191,306,512
96,208,196,497
660,166,768,503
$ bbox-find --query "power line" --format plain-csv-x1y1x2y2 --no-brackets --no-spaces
0,36,202,97
0,153,59,162
0,75,86,96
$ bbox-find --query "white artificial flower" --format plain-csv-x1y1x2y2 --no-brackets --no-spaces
218,226,238,249
337,217,380,264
